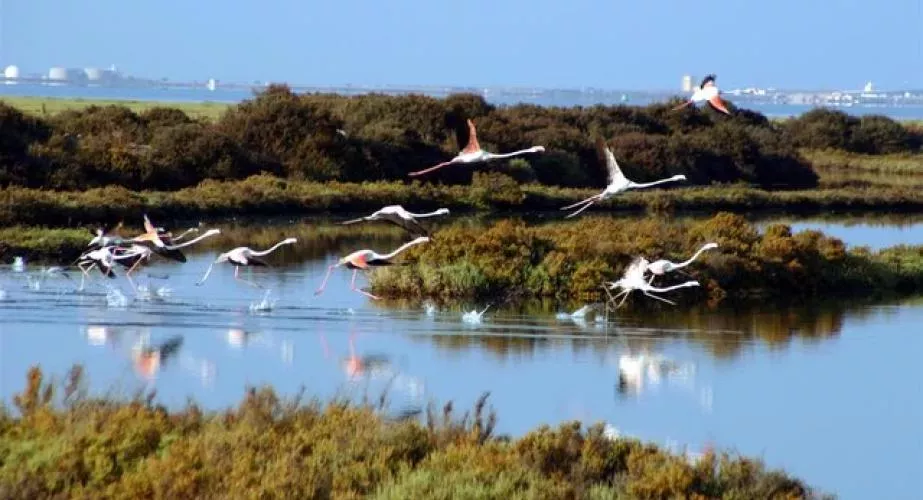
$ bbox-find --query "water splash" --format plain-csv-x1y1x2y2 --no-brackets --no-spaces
423,301,437,317
249,290,276,313
11,256,25,273
462,304,491,325
0,288,7,301
105,287,129,308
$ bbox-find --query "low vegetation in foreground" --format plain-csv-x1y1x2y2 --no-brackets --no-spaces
371,213,923,304
0,366,827,499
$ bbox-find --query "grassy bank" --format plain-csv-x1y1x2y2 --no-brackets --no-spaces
370,213,923,304
1,95,230,121
0,366,826,499
6,174,923,232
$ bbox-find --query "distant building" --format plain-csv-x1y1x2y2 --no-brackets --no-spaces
207,78,217,91
863,81,874,92
3,65,20,84
681,75,694,92
84,66,121,84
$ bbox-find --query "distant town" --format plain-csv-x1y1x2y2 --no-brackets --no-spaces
2,64,922,108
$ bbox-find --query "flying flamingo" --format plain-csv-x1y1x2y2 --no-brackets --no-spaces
407,119,545,177
561,139,687,218
672,74,731,115
339,205,450,237
88,223,126,248
74,245,149,289
604,257,700,308
195,237,298,288
646,243,718,285
314,236,430,300
128,214,194,263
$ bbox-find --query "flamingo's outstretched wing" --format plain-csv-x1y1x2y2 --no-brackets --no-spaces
624,256,649,280
143,214,157,234
596,138,628,186
707,95,731,115
247,255,270,267
462,119,481,154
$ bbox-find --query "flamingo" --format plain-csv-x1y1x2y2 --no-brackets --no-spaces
646,243,718,285
314,236,430,300
128,214,193,263
561,138,686,218
74,245,148,286
672,74,731,115
604,257,700,308
339,205,450,237
88,223,126,248
118,229,221,290
407,119,545,177
195,237,297,288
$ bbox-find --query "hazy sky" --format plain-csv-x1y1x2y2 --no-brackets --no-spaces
2,0,921,90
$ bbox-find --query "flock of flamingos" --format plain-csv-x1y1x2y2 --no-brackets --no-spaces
58,76,729,309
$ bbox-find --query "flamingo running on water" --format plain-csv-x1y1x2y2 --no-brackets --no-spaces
604,257,700,308
339,205,450,237
407,119,545,177
672,74,731,115
561,138,686,218
646,243,718,285
195,237,298,288
88,223,126,248
314,236,430,300
119,229,221,290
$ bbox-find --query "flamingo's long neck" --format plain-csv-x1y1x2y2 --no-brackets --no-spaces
377,238,427,260
674,244,714,269
405,209,446,219
250,239,293,257
631,176,682,189
164,231,218,250
646,281,698,293
488,147,539,160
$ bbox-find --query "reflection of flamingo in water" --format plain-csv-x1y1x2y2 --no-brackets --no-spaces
339,205,450,237
314,237,430,300
616,351,695,396
605,257,700,308
225,328,294,364
561,138,686,218
131,335,184,381
672,74,732,115
408,119,545,177
646,243,718,285
196,238,298,288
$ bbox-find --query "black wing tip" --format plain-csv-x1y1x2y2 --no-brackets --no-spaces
700,74,717,87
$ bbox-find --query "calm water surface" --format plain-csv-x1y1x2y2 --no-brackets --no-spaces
1,218,922,500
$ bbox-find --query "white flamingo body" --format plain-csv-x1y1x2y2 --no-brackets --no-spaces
647,243,719,284
408,119,545,177
314,236,430,300
340,205,450,236
605,257,699,307
562,139,686,218
673,75,731,115
196,237,297,288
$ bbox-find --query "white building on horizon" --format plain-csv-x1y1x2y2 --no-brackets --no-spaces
681,74,694,93
3,65,20,84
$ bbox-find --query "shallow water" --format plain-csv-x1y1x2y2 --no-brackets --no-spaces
1,220,922,499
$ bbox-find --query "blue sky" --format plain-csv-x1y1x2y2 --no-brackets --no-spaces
2,0,921,90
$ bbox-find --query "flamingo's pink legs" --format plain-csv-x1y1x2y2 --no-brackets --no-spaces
671,100,694,111
349,269,381,300
407,160,455,177
314,264,337,296
233,265,263,289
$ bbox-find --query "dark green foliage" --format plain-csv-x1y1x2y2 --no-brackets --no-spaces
0,87,856,192
783,108,921,154
0,366,827,499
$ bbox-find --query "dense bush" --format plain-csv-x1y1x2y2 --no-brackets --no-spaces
371,213,923,303
0,366,826,499
783,108,923,154
0,86,840,192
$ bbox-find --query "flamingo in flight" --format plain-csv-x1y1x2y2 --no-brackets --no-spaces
127,214,195,263
339,205,450,237
561,139,687,218
195,237,298,288
604,257,700,308
88,222,126,248
672,74,731,115
646,243,718,285
314,236,430,300
407,119,545,177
